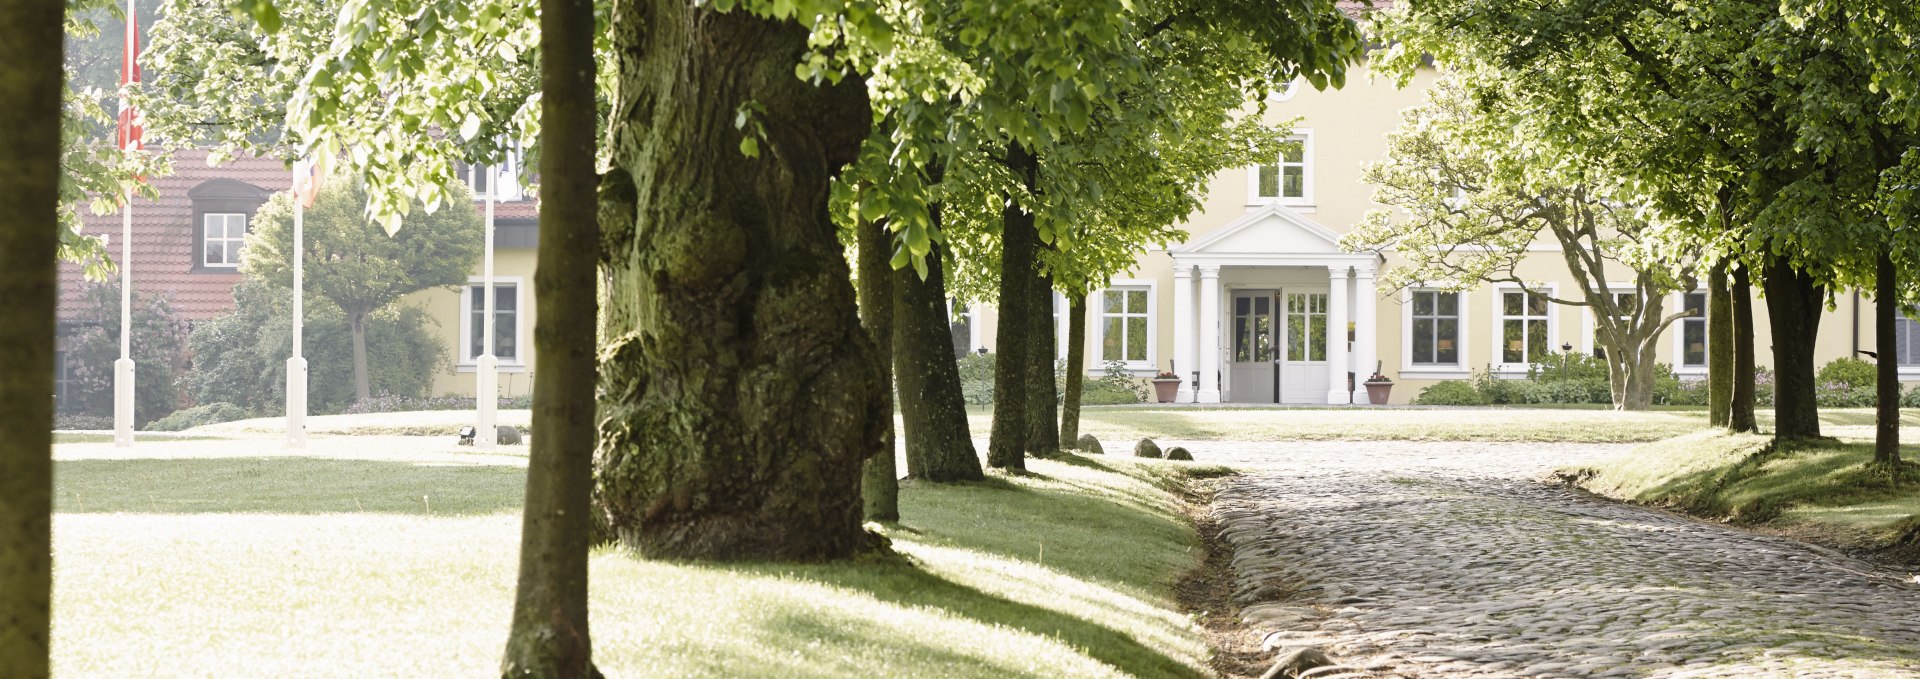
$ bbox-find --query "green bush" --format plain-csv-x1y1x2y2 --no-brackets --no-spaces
54,414,115,430
1080,381,1144,405
955,351,995,405
1904,385,1920,408
1528,351,1610,383
1414,380,1486,405
1663,377,1710,406
144,402,250,431
59,283,190,425
187,282,448,414
1817,357,1879,390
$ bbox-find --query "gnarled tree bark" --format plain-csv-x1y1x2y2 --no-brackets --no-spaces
593,0,884,560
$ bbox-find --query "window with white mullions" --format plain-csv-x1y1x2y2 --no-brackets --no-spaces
464,282,519,362
1101,288,1150,363
1895,311,1920,367
1501,290,1552,365
1591,291,1639,358
1681,292,1707,368
202,213,247,267
1233,295,1274,363
1410,290,1460,366
1251,133,1313,205
1285,292,1327,362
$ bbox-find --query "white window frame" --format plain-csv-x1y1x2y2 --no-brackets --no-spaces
1052,291,1071,360
459,147,524,201
1245,129,1315,210
1671,290,1709,375
1400,288,1470,379
201,212,248,268
1895,311,1920,378
1272,76,1303,102
1093,279,1158,373
458,276,527,371
1580,284,1640,355
947,300,985,356
1490,283,1558,375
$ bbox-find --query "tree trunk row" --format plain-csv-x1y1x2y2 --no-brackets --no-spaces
1876,251,1901,466
1763,255,1825,444
987,142,1038,471
1707,261,1733,428
1060,294,1087,449
1024,251,1060,457
892,238,984,482
1730,264,1759,434
859,219,899,521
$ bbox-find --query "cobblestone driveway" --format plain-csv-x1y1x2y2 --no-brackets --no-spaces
1191,440,1920,678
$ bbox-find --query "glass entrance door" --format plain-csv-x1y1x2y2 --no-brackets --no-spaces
1278,290,1330,403
1227,292,1277,402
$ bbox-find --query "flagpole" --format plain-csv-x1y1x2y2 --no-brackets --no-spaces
112,0,138,448
287,159,307,448
477,161,498,449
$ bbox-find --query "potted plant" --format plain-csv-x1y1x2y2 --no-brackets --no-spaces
1151,368,1183,403
1364,361,1393,404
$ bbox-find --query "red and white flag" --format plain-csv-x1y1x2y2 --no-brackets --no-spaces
117,0,142,154
293,155,328,208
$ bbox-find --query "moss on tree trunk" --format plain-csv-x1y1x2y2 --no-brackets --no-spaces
499,0,601,671
1059,294,1086,449
1024,259,1059,457
1707,261,1733,428
987,142,1037,471
592,0,884,561
1763,255,1824,443
1730,264,1758,434
892,240,983,483
858,219,898,521
0,0,61,672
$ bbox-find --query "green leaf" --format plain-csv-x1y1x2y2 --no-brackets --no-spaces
739,135,759,158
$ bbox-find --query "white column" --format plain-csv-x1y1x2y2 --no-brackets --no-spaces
476,163,499,449
1352,266,1378,405
1197,265,1223,403
1326,265,1350,404
1172,264,1196,402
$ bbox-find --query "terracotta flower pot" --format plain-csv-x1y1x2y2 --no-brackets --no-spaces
1152,378,1181,403
1364,381,1393,405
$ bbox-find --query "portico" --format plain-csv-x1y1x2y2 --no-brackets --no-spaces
1167,203,1380,404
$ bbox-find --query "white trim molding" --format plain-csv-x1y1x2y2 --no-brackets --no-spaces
1400,287,1471,379
1093,278,1159,372
458,275,528,371
1490,282,1558,376
1671,289,1709,376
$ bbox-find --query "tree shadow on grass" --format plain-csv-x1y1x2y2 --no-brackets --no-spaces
55,457,524,515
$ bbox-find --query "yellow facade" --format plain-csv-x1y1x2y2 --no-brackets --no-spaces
965,62,1895,404
403,246,539,399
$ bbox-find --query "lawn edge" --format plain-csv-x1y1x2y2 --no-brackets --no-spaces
1163,467,1272,679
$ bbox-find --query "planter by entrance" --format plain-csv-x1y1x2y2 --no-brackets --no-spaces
1364,380,1393,404
1152,378,1182,403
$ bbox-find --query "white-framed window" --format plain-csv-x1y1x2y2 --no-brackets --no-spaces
1248,130,1314,207
1676,291,1707,372
1405,289,1466,375
1584,289,1640,358
202,213,247,268
458,148,524,201
1272,76,1302,102
1096,281,1156,369
459,277,524,367
1493,284,1555,372
1894,311,1920,371
53,350,72,408
1283,291,1328,362
947,300,982,358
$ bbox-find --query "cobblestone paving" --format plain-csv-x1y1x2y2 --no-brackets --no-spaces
1195,440,1920,678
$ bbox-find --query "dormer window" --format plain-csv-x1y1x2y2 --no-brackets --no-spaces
202,213,247,267
188,178,270,273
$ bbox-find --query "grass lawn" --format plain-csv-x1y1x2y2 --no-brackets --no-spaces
51,437,1220,677
1562,431,1920,562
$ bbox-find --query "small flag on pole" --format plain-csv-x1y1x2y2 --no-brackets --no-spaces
117,4,142,154
293,155,328,208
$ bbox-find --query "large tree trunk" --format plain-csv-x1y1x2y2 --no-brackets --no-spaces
858,219,898,521
1024,261,1059,457
349,310,371,401
1876,250,1901,467
500,0,600,670
1764,255,1824,443
0,1,61,673
592,0,884,560
1730,264,1758,434
987,142,1037,471
892,241,983,483
1060,293,1086,449
1707,261,1733,427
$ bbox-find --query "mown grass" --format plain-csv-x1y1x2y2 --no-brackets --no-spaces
52,438,1217,677
1563,431,1920,560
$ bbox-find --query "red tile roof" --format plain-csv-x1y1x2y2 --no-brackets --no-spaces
59,149,542,322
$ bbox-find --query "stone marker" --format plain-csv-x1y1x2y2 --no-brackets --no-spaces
1166,446,1193,461
498,425,524,445
1077,434,1104,455
1134,438,1162,458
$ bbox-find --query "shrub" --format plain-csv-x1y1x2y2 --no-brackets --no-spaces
1415,380,1486,405
59,283,190,425
187,282,449,415
1816,357,1879,391
1664,378,1710,406
342,393,534,414
1754,366,1776,407
955,351,995,405
54,414,115,430
1528,351,1609,383
144,402,250,431
1815,381,1877,408
1904,385,1920,408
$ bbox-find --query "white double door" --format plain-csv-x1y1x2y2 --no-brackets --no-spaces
1226,289,1330,403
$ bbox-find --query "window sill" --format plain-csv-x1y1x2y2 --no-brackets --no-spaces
457,362,529,374
1244,199,1316,213
1398,368,1472,380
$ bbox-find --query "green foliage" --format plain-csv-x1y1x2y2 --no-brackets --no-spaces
956,351,996,405
1527,352,1611,383
54,413,115,430
143,402,250,432
56,6,172,281
960,353,1144,405
59,283,189,425
187,282,448,414
1817,357,1880,390
1904,385,1920,409
244,176,482,316
1414,380,1485,406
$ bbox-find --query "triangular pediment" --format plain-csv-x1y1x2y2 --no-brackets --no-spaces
1172,203,1345,255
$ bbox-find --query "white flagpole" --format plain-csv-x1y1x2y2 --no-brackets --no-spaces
112,0,138,448
287,159,308,448
477,162,498,449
